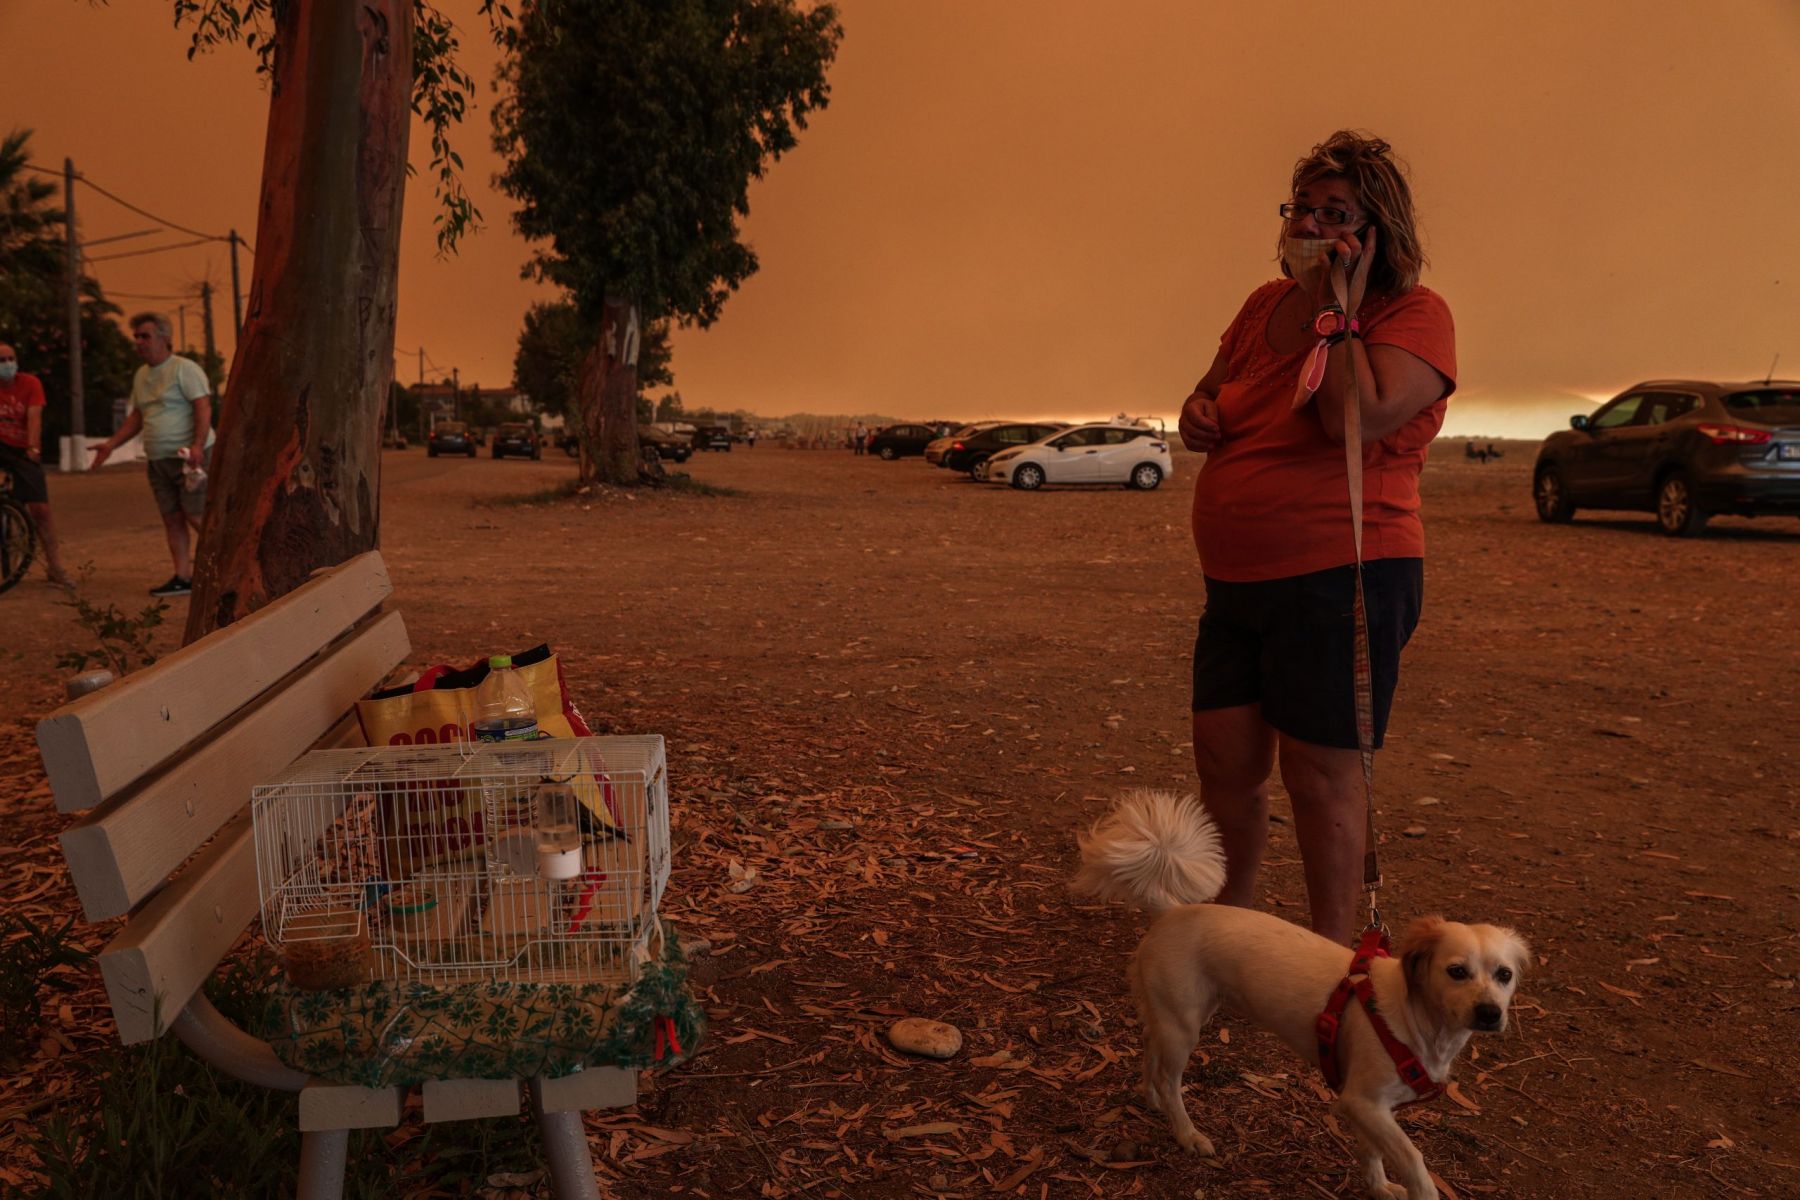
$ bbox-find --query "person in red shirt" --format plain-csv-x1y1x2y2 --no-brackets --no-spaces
0,343,71,586
1177,132,1456,944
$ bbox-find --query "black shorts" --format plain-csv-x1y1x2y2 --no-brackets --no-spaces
1191,558,1423,750
0,443,48,504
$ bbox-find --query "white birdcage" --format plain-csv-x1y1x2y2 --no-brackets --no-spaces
251,736,670,990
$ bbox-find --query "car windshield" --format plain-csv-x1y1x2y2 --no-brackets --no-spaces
1723,390,1800,425
951,423,993,437
437,422,466,434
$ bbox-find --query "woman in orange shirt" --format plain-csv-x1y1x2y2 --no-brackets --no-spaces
1178,131,1456,944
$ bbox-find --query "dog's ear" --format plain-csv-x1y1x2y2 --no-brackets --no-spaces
1495,927,1531,980
1398,916,1446,990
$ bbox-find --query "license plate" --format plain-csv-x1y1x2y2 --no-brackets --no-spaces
1781,443,1800,461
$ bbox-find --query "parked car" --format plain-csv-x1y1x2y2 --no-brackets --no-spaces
1532,380,1800,536
382,431,409,450
924,422,1002,467
491,423,541,460
983,422,1173,490
940,422,1069,474
427,420,475,457
639,425,692,463
867,423,940,460
692,425,733,452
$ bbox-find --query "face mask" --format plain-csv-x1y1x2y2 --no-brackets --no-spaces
1282,236,1336,293
0,363,16,384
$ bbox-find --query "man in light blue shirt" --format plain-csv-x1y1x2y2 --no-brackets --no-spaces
90,311,215,597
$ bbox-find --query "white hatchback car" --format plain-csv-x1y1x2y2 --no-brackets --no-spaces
983,422,1173,490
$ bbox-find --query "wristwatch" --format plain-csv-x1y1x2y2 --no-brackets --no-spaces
1312,305,1350,337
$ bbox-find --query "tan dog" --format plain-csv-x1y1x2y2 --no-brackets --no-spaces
1073,789,1528,1200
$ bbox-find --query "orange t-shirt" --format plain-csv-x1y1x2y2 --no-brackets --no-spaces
1191,280,1457,582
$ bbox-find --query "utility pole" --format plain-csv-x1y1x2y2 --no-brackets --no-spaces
451,367,460,422
416,346,426,443
228,229,245,333
201,281,218,372
178,304,188,351
63,158,86,463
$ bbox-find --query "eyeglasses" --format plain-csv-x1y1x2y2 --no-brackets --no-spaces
1279,202,1357,226
0,357,15,363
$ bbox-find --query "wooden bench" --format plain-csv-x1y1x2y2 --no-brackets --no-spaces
35,550,630,1200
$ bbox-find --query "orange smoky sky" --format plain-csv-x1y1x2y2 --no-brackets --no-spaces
7,1,1800,437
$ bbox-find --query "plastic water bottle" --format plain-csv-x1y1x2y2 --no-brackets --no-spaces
180,447,206,491
472,655,538,742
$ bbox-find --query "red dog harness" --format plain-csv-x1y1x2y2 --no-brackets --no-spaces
1316,927,1443,1103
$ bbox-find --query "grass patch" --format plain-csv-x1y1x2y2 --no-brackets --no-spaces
480,472,745,508
53,565,169,677
660,473,744,498
0,914,89,1068
480,479,586,508
19,949,546,1198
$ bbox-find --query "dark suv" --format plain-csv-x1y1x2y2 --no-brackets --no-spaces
940,422,1068,474
1533,380,1800,535
692,425,733,452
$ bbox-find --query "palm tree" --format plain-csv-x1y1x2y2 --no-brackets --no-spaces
0,128,137,450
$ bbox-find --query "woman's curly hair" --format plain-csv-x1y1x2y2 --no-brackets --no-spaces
1278,130,1426,295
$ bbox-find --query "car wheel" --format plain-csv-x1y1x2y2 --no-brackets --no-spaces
466,448,476,458
428,447,438,458
532,450,541,461
1533,467,1575,523
1656,471,1707,537
1012,462,1045,490
1131,463,1163,490
492,449,502,459
878,445,897,461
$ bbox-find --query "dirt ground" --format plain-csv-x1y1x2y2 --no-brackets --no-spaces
2,439,1797,1198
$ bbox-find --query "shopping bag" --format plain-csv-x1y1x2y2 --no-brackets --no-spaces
354,646,615,872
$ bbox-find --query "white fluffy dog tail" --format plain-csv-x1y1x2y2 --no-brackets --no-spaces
1071,789,1226,913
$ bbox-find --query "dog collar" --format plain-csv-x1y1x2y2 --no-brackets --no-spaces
1315,927,1445,1104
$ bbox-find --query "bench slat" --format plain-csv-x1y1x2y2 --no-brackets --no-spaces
99,813,257,1044
537,1066,635,1113
60,611,410,921
37,551,393,812
298,1082,407,1133
423,1079,522,1122
95,708,372,1045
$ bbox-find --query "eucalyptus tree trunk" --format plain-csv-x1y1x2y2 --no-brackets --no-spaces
575,296,643,487
185,2,409,641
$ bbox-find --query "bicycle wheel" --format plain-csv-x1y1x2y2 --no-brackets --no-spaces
0,497,37,594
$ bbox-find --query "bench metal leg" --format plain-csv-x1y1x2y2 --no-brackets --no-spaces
530,1078,601,1200
297,1128,349,1200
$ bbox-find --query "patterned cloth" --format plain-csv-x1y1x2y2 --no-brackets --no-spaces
256,922,706,1088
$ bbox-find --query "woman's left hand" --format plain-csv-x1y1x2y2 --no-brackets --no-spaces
1317,224,1377,279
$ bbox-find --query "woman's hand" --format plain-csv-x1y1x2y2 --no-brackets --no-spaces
1180,390,1222,453
1316,224,1377,302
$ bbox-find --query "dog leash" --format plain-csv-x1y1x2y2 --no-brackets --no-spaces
1289,241,1383,936
1309,249,1384,935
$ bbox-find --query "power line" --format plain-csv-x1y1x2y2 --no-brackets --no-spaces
107,288,198,301
23,162,255,254
85,237,218,264
27,161,226,242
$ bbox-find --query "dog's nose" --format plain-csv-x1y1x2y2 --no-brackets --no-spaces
1473,1003,1503,1030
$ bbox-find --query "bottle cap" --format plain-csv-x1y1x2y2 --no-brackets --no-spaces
488,654,513,669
